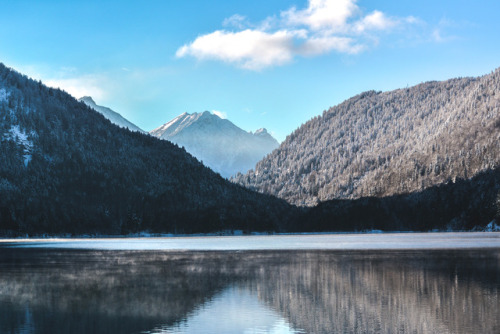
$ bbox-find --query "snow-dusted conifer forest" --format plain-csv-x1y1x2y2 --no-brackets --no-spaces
235,69,500,207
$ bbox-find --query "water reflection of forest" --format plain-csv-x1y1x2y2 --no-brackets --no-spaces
0,249,498,334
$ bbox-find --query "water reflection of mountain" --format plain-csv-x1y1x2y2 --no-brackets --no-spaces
0,249,498,334
0,250,245,334
249,251,500,334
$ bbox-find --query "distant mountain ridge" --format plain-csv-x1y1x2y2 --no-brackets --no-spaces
234,68,500,206
1,62,499,234
150,111,279,178
0,63,293,235
79,96,144,133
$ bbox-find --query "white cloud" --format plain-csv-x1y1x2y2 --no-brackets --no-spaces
432,29,444,43
10,64,107,99
299,36,363,56
430,18,460,43
177,29,301,70
45,75,106,100
212,110,227,119
222,14,248,29
353,10,397,33
177,0,418,70
282,0,358,31
405,16,421,25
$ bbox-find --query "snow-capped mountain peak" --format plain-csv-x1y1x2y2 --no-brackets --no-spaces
255,128,267,134
79,96,144,133
253,128,277,141
150,111,279,178
79,96,95,105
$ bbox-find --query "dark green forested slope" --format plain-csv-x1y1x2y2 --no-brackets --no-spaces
295,167,500,232
0,63,295,235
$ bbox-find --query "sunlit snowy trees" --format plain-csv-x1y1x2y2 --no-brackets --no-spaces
234,69,500,206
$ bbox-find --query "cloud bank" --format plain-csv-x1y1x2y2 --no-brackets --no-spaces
176,0,416,70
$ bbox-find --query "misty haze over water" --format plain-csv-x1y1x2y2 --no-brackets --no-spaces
1,233,499,333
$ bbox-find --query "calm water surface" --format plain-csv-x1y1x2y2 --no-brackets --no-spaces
0,234,499,333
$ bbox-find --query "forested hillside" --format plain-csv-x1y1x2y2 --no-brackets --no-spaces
0,63,294,235
1,62,498,235
234,68,500,206
295,167,500,232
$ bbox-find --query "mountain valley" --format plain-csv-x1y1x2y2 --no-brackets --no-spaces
1,62,500,234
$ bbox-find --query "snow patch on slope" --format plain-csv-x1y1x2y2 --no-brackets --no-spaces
8,125,34,166
0,88,9,102
484,221,500,232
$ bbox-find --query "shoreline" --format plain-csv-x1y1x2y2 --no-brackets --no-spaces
1,231,499,251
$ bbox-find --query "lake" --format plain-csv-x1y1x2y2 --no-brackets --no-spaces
1,233,499,333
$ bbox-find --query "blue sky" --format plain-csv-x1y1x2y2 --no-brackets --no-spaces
1,0,499,141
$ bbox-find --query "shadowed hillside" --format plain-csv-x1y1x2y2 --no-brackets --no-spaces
0,63,294,235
